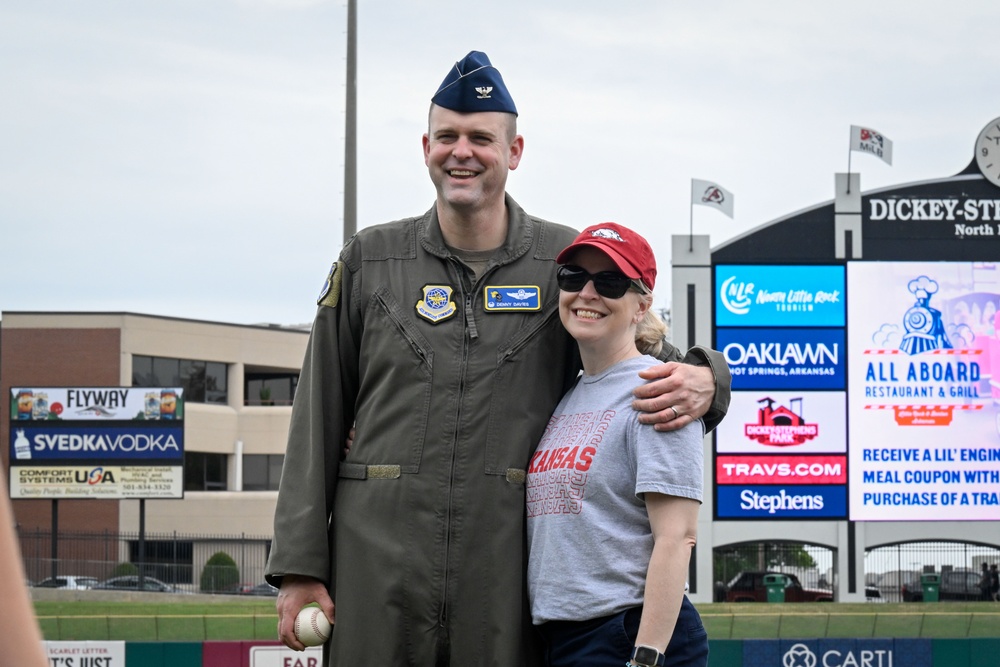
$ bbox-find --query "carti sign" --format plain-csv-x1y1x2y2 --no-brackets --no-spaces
744,638,931,667
848,261,1000,520
8,387,184,500
715,265,845,327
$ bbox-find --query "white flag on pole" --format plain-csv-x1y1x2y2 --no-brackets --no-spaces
850,125,893,165
691,179,734,218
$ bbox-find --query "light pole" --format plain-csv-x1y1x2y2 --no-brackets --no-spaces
343,0,357,244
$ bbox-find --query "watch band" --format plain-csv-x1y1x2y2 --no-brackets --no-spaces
631,644,666,667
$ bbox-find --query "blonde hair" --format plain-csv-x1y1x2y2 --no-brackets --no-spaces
635,293,668,357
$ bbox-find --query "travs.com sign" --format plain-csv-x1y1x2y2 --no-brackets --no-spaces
8,387,184,499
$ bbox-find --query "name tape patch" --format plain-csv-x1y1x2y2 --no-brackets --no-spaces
484,285,541,312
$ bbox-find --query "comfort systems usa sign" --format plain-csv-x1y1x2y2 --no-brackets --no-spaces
715,265,845,327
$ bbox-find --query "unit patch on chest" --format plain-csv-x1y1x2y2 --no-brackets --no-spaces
484,285,541,312
416,285,458,323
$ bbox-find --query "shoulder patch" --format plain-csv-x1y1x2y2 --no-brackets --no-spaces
317,262,343,308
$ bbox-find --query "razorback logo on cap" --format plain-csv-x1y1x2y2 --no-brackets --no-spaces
590,228,625,242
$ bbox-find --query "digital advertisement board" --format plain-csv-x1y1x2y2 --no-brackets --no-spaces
715,265,845,327
719,328,845,390
8,387,184,500
716,391,846,454
714,263,848,520
716,484,847,519
847,262,1000,521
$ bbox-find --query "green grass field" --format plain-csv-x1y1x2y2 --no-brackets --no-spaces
701,602,1000,640
34,599,279,642
33,600,1000,642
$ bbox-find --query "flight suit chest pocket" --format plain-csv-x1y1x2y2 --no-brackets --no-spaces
484,310,569,480
351,287,434,473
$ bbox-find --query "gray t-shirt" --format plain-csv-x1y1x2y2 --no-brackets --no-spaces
526,355,704,625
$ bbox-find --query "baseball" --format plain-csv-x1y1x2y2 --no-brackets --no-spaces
293,606,331,647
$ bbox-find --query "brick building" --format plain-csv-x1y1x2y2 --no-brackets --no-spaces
1,312,308,583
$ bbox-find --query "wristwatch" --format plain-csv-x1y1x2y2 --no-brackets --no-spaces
631,644,666,667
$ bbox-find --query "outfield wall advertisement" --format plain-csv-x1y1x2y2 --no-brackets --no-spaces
714,261,1000,521
8,387,184,500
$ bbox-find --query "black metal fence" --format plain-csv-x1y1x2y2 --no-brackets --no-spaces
18,528,273,594
866,541,1000,602
22,530,1000,601
713,540,1000,602
713,542,835,602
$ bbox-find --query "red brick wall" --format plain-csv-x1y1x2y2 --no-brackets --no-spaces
2,327,122,532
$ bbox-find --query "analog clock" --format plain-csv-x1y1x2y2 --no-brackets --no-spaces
975,116,1000,188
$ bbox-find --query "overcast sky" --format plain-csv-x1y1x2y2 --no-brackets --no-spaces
3,0,1000,327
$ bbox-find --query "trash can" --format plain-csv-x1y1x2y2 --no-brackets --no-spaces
763,574,788,603
920,573,941,602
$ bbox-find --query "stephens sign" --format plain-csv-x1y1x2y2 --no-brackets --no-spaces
8,387,185,500
716,484,846,518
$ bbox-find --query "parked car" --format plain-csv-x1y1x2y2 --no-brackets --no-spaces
231,582,279,596
723,571,833,602
35,575,99,590
92,575,184,593
900,570,982,602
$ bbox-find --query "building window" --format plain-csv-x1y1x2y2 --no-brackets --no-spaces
243,454,284,491
184,452,228,491
245,373,298,406
128,539,194,584
133,355,228,404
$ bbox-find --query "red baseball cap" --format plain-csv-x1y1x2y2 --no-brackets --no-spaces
556,223,656,291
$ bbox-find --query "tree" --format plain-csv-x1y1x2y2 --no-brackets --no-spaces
200,551,240,593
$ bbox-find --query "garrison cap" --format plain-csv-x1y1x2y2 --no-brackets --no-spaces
432,51,517,116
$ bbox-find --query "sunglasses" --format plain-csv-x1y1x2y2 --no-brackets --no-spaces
556,264,647,299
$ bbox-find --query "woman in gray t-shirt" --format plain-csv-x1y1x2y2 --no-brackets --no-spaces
527,223,708,667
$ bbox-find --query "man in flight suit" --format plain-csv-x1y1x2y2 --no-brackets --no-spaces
265,50,731,666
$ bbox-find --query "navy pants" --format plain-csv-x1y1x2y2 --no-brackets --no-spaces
536,596,708,667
